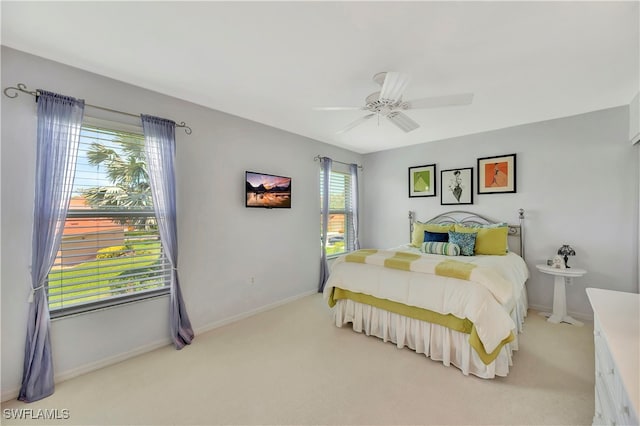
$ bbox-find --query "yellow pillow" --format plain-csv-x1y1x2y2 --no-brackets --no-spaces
411,222,454,247
453,224,478,234
476,227,509,255
453,225,508,255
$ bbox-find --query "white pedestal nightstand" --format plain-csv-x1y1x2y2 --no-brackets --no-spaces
535,264,587,326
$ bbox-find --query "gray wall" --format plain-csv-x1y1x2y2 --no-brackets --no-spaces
2,45,637,401
361,107,639,318
0,47,363,399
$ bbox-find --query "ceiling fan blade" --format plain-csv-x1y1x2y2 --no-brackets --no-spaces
379,72,410,103
313,106,366,111
336,114,375,134
405,93,474,109
387,112,420,133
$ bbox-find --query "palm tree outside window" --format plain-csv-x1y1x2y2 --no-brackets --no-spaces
48,123,171,317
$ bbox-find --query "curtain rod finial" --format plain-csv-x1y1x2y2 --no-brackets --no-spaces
177,122,192,135
3,83,36,99
3,87,18,98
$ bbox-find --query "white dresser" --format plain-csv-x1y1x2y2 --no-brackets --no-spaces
586,288,639,426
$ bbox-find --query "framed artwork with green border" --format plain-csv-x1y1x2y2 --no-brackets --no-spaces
408,164,436,197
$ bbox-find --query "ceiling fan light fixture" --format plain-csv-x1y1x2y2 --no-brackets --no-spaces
366,92,381,105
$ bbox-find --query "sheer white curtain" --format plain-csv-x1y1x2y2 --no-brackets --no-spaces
141,115,194,349
318,157,332,292
20,91,84,402
349,163,360,251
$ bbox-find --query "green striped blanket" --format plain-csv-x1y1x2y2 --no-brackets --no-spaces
344,249,512,305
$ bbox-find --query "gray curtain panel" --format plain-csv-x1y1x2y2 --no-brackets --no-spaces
19,91,85,402
318,157,332,292
141,114,194,349
349,163,360,251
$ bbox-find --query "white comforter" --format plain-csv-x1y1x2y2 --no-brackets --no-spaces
323,248,529,354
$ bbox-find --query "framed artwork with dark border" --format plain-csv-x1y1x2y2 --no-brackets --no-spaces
441,167,473,205
477,153,517,194
408,164,436,197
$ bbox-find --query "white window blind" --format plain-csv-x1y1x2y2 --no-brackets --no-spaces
320,169,353,256
48,124,170,317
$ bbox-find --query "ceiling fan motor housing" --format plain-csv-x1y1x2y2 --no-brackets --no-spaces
365,91,407,116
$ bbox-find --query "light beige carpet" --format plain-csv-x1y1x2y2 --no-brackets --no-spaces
2,293,595,425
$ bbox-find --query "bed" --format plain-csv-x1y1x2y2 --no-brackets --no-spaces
322,210,529,378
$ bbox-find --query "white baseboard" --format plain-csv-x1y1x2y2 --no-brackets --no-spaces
1,289,318,403
528,303,593,322
1,390,19,403
195,289,317,335
56,338,173,383
2,387,20,402
1,337,172,403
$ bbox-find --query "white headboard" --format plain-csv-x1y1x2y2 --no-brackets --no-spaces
408,209,525,259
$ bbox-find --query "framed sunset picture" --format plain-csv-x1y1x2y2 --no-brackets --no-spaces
477,154,516,194
408,164,436,197
245,171,292,208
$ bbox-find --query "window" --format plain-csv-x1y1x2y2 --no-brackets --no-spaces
320,169,353,257
48,122,170,317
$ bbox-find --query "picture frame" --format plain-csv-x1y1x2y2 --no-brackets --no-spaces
441,167,473,205
408,164,436,197
477,153,517,194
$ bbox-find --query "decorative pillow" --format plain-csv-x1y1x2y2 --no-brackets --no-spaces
411,222,455,247
453,224,509,255
420,242,460,256
424,230,449,243
448,231,477,256
475,226,509,255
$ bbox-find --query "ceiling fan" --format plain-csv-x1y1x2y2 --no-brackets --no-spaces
315,72,474,134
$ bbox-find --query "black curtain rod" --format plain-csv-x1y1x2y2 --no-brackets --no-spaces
3,83,192,135
314,155,363,169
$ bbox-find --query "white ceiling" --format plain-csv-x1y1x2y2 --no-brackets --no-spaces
2,1,638,154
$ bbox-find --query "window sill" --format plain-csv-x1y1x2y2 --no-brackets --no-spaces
50,288,170,320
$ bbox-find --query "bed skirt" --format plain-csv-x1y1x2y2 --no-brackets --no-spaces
332,286,528,379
